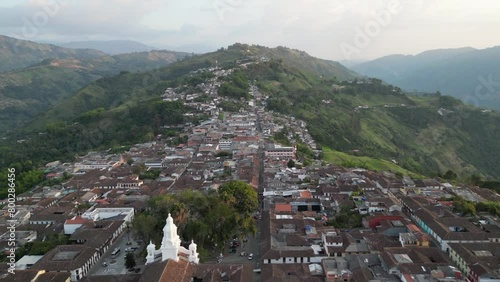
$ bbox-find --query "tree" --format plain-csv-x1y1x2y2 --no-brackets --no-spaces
125,253,136,269
132,213,156,242
443,170,457,180
468,174,482,185
127,158,134,165
218,181,258,215
287,159,295,168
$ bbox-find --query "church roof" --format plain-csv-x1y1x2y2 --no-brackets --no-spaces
139,259,193,282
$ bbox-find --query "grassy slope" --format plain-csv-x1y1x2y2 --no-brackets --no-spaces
322,147,421,177
251,60,500,178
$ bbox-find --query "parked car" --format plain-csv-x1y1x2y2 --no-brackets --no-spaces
102,262,108,267
134,268,141,273
248,253,253,260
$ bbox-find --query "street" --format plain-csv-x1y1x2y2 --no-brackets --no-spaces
87,230,144,276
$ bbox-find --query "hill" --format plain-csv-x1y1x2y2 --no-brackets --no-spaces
0,50,190,134
61,40,156,55
249,65,500,178
26,43,358,128
0,35,105,72
351,46,500,109
1,43,499,181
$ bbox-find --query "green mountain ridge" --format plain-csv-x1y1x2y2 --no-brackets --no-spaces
0,35,106,72
351,46,500,110
0,47,190,134
1,43,499,181
25,43,358,129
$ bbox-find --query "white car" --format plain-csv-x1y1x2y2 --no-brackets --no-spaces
248,253,253,260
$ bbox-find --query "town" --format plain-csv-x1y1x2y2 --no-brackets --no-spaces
1,60,500,282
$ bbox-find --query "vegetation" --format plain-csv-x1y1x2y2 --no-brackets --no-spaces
218,70,250,100
139,169,161,180
328,205,363,228
241,59,500,179
0,161,44,199
132,181,257,260
322,147,419,177
0,45,188,134
125,253,136,269
452,196,476,216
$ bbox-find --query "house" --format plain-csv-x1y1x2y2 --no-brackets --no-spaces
31,245,100,281
0,270,71,282
64,216,90,235
69,220,125,256
265,144,296,159
447,242,500,281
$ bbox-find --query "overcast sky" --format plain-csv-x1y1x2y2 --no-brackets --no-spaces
1,0,499,60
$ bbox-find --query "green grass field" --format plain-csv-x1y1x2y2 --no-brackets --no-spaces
322,146,421,178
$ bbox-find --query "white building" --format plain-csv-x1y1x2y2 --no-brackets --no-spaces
146,213,199,265
81,207,134,223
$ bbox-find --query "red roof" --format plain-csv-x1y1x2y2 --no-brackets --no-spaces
406,224,420,232
300,191,312,198
274,204,292,212
64,216,89,225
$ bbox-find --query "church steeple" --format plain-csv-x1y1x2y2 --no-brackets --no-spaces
188,240,199,264
145,241,156,265
145,213,199,264
160,213,181,261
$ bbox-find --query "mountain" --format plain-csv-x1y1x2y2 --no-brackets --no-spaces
61,40,156,55
0,35,105,72
26,43,358,128
351,46,500,109
2,43,499,180
0,50,190,134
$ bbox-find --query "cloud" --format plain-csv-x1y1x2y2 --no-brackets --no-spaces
0,0,499,60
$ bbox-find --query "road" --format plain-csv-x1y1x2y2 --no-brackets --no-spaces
87,230,144,276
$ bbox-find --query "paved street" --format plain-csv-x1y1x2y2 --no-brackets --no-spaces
87,230,144,276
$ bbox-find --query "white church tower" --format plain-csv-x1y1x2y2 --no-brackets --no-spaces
160,213,181,262
146,241,156,264
188,240,199,264
145,213,199,265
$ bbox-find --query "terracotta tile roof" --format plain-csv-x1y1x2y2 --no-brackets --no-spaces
80,274,141,282
274,204,292,212
192,264,253,282
65,216,90,225
32,245,97,272
138,259,193,282
299,191,312,198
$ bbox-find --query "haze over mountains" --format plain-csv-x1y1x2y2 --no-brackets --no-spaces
352,46,500,110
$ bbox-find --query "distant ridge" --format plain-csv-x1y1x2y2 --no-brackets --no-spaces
61,40,157,55
351,46,500,109
0,34,105,72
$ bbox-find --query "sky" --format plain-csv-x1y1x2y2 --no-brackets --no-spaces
0,0,499,61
